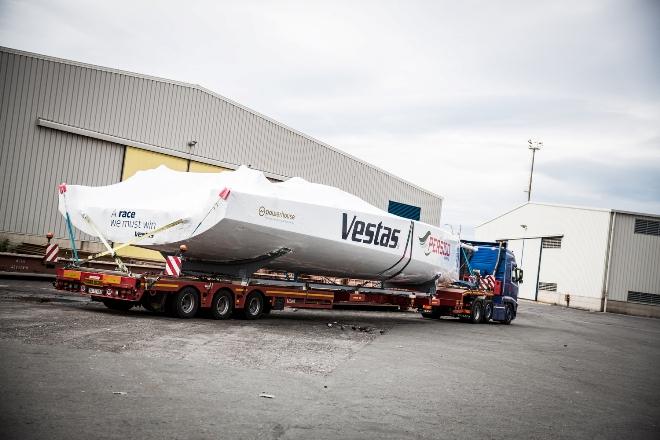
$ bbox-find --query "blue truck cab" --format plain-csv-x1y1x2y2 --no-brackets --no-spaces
420,240,523,324
459,240,522,323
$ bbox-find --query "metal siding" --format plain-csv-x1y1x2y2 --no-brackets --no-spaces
0,47,442,249
156,81,169,147
0,52,123,241
31,59,48,233
607,213,660,301
6,54,27,230
74,64,86,127
95,69,108,133
115,70,127,135
124,75,136,139
475,204,611,301
218,99,230,158
14,56,33,230
0,52,11,215
24,58,42,235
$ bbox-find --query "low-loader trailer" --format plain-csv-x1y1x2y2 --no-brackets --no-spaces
54,239,522,324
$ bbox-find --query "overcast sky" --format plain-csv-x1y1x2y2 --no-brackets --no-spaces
1,0,659,232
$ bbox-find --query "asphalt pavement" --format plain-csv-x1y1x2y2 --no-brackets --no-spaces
0,278,658,439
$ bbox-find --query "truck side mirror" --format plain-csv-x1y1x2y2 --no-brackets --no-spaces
514,268,524,284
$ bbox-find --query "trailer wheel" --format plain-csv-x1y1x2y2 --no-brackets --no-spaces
501,304,514,325
211,290,233,320
483,302,493,323
242,291,264,320
102,299,134,311
172,287,199,319
469,300,483,324
141,294,163,313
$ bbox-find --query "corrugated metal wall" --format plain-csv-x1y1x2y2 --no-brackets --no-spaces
0,47,442,245
0,49,124,242
475,203,611,310
607,213,660,301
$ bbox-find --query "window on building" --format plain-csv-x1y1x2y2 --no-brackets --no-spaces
388,200,421,221
541,237,562,248
538,282,557,292
634,219,660,237
627,291,660,306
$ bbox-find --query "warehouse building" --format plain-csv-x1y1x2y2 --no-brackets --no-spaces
0,46,442,258
476,202,660,318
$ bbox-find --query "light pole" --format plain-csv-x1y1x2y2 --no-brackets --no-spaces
186,140,197,172
525,139,542,202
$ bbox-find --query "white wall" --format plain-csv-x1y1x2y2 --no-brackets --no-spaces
507,238,541,301
476,203,612,311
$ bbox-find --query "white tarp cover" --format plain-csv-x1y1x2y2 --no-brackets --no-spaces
59,166,459,285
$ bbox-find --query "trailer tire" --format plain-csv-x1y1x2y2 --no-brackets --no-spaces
502,304,514,325
211,290,233,320
469,300,483,324
483,302,493,323
141,294,163,313
171,287,199,319
242,291,265,320
102,299,134,311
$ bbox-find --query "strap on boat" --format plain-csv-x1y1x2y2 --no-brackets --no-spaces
190,197,224,237
82,218,186,272
59,184,80,263
81,214,115,255
461,246,474,276
81,213,129,273
64,212,80,264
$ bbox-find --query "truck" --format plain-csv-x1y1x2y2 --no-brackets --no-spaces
53,238,522,324
416,240,522,324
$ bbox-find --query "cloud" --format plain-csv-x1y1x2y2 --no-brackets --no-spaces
1,0,659,232
537,157,660,204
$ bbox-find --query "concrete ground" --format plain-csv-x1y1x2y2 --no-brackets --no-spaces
0,278,658,440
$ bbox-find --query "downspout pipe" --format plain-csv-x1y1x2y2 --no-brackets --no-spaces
601,211,617,312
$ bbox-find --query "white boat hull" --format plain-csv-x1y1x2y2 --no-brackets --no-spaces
59,166,459,285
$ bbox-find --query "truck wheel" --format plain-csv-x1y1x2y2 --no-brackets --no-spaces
242,291,264,320
502,304,514,325
469,300,483,324
483,302,493,323
102,299,134,311
172,287,199,319
211,290,233,320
